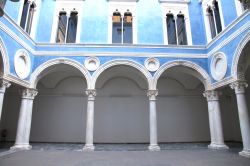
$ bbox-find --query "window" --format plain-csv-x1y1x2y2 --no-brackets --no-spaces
112,9,133,44
161,2,192,45
56,11,78,43
20,0,35,34
165,13,188,45
206,0,222,39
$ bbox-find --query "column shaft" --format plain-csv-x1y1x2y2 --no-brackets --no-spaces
83,89,96,151
0,79,10,121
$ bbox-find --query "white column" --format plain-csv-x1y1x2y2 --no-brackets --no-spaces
203,90,228,150
83,89,96,151
230,81,250,158
147,90,160,151
11,88,37,150
0,79,11,121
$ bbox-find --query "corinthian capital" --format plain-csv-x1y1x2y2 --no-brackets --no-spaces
147,90,158,101
203,90,220,101
20,88,38,100
85,89,97,100
0,79,11,93
230,81,248,94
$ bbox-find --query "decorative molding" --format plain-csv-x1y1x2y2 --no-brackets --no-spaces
210,52,227,81
85,89,97,101
0,36,10,76
91,59,152,89
107,0,139,2
147,90,158,101
159,0,190,4
230,80,248,94
29,58,91,89
0,79,11,93
144,58,160,72
20,88,38,100
153,60,212,90
14,49,31,79
84,57,100,71
203,90,220,101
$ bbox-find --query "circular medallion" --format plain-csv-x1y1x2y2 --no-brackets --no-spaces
14,49,31,79
84,57,100,71
211,52,227,81
145,58,160,72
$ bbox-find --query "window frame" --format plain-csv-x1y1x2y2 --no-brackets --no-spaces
201,0,225,42
161,2,192,45
108,1,137,44
51,0,83,43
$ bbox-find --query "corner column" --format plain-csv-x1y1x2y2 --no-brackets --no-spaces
203,90,228,150
230,81,250,158
11,88,37,150
147,90,160,151
83,89,96,151
0,79,11,121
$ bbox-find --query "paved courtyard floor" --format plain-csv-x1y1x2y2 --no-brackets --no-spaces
0,143,249,166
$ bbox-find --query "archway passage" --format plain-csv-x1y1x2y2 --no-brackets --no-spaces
157,66,210,143
94,65,149,143
30,64,88,143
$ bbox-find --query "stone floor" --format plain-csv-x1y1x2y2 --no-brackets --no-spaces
0,142,249,166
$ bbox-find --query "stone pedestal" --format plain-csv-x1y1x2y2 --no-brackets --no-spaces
0,79,10,121
83,89,96,151
147,90,160,151
11,89,37,150
203,90,228,150
230,81,250,158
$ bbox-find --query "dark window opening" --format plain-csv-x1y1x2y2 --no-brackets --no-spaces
56,12,67,43
176,14,187,45
123,10,132,44
213,0,222,34
20,0,35,34
112,10,122,43
166,13,177,45
66,11,78,43
207,7,216,39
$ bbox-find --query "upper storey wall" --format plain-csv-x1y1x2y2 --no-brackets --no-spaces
2,0,241,45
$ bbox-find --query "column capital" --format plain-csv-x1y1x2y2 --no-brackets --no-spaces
85,89,97,101
230,81,248,94
203,90,221,101
0,79,11,93
20,88,38,100
147,90,158,101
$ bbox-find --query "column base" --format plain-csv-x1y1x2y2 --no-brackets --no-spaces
10,144,32,151
239,150,250,158
208,143,229,150
82,144,95,151
148,145,160,151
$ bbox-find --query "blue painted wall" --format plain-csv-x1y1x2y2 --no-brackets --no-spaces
4,0,23,23
80,0,108,43
188,0,207,45
35,0,56,42
220,0,237,27
137,0,164,44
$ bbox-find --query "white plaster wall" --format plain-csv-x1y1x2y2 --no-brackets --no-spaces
30,76,87,143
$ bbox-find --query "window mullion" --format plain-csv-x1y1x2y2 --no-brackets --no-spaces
65,13,70,43
174,15,179,45
121,15,124,44
211,6,218,35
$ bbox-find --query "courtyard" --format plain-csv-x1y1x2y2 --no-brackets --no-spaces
0,143,249,166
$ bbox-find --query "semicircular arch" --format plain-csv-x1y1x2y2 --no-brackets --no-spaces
0,37,10,77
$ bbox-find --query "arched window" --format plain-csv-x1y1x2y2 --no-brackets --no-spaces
112,9,133,44
20,0,35,34
166,13,177,45
56,11,67,43
213,0,222,34
66,11,78,43
176,14,187,45
56,10,78,43
123,10,133,44
207,7,216,39
112,10,122,43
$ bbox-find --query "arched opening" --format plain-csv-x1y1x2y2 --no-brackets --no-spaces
94,65,149,146
30,64,88,146
157,66,210,145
